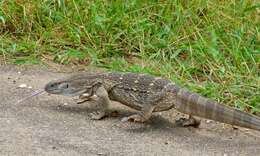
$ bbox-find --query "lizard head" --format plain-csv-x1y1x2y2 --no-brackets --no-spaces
44,80,87,96
44,72,103,96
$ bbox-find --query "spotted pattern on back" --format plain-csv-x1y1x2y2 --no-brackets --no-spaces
102,72,171,106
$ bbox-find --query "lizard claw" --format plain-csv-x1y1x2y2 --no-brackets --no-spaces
76,99,89,104
89,111,106,120
121,114,146,123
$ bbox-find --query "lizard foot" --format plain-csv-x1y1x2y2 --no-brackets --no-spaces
76,98,90,104
175,116,201,128
89,111,106,120
121,114,147,123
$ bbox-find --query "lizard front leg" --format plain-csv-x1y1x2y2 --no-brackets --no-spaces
76,93,97,104
89,85,111,120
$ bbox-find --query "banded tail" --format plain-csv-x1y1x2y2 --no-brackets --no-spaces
175,89,260,131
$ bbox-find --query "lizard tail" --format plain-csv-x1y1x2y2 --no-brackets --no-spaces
175,89,260,131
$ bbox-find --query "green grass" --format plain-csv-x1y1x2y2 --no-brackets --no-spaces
0,0,259,113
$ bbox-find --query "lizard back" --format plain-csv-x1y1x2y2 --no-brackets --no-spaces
102,72,177,111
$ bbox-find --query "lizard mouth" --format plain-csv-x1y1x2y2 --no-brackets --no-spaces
46,88,87,97
44,88,62,94
44,81,88,96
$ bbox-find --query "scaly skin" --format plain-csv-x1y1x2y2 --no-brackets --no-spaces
45,72,260,131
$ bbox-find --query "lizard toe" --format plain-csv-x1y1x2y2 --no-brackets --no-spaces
89,111,106,120
121,114,146,123
176,117,201,128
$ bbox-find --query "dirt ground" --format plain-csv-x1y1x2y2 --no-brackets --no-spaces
0,65,260,156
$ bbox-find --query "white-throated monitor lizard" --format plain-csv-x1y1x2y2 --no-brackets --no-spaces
44,72,260,130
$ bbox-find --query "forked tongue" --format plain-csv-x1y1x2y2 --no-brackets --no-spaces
16,89,46,104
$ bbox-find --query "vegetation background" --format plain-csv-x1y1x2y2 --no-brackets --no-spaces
0,0,259,113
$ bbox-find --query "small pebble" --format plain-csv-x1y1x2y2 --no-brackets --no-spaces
18,84,27,88
63,103,68,106
18,71,21,74
28,86,32,89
